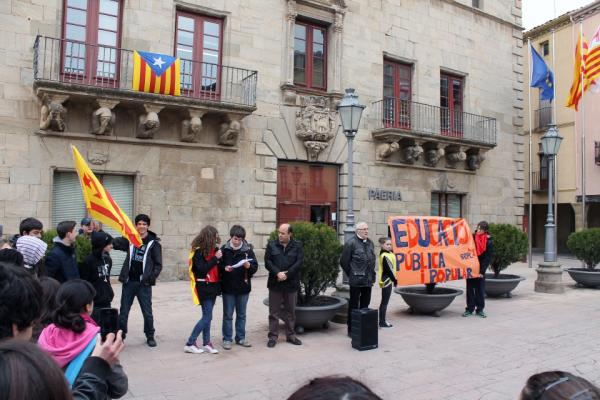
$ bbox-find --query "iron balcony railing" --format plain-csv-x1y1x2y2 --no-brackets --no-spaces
371,98,496,145
534,107,552,131
531,168,548,192
33,36,257,107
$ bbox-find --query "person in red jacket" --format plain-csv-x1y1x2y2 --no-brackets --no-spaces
184,225,222,355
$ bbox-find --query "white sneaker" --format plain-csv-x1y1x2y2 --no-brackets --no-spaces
184,343,204,354
203,342,219,354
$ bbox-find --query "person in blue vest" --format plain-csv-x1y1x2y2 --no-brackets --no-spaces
377,237,397,328
113,214,162,347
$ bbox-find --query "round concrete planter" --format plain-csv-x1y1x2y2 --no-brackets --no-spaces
394,287,463,317
263,295,347,334
566,268,600,288
484,273,525,298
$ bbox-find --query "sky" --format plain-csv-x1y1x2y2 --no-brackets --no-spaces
522,0,595,30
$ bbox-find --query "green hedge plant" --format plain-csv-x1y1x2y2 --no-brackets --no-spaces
42,229,92,264
488,223,528,277
269,222,342,306
566,228,600,269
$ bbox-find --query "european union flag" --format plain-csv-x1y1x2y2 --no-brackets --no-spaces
530,44,554,101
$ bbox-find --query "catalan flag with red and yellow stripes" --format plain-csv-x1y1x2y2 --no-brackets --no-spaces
132,50,181,96
566,33,589,110
586,26,600,91
71,145,142,248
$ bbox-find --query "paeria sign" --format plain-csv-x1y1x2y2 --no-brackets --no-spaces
387,216,480,285
368,188,401,201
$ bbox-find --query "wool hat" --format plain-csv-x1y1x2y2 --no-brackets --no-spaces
91,231,113,250
16,235,48,268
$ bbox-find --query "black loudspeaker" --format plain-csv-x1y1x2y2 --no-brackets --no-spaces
351,308,378,351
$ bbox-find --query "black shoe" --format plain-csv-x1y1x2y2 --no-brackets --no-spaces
146,336,157,347
267,339,277,348
286,337,302,345
379,321,393,328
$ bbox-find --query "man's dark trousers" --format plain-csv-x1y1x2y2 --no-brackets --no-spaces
347,286,372,334
268,290,297,340
465,277,485,313
119,280,155,337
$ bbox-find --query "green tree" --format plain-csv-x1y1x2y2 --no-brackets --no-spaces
488,223,528,277
566,228,600,269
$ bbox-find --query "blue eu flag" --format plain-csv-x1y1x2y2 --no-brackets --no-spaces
530,44,554,101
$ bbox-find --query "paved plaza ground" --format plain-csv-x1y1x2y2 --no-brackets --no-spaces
118,254,599,400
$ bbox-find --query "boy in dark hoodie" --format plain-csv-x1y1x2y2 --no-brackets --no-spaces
80,231,115,324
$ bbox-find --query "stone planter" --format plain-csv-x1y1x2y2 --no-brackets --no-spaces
263,295,347,334
566,268,600,288
484,273,525,298
394,286,463,317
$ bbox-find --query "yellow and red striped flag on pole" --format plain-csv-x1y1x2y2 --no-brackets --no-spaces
586,25,600,92
71,145,142,248
566,33,589,110
132,50,181,96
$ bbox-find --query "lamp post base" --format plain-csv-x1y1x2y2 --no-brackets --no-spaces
535,261,564,294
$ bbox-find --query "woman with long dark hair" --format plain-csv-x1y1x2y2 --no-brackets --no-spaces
185,225,222,355
38,279,128,398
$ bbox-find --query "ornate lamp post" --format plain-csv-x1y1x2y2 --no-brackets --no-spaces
535,124,564,293
337,88,365,242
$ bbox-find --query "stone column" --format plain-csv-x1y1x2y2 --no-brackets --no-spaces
330,9,344,94
283,1,297,86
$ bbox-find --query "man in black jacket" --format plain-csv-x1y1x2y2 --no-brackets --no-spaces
46,221,79,283
340,221,376,337
80,231,115,324
113,214,162,347
264,223,303,348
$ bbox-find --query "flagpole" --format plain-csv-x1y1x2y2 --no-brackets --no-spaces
527,39,533,269
551,25,558,257
580,20,587,229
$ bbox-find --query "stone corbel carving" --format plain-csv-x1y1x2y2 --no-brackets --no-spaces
376,142,400,160
295,96,337,161
91,100,118,136
40,95,68,132
137,105,163,139
181,111,205,143
219,117,242,146
466,149,485,171
423,143,445,167
445,146,467,168
87,150,109,165
400,140,423,164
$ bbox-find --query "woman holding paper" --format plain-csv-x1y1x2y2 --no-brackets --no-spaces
220,225,258,350
185,225,222,355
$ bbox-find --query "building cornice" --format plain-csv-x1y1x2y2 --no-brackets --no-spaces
440,0,522,30
571,0,600,22
524,14,571,40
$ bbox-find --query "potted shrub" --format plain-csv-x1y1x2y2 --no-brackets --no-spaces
394,282,463,317
484,223,527,297
263,222,346,333
565,228,600,288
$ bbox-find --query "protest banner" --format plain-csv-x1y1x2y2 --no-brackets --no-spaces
387,216,480,285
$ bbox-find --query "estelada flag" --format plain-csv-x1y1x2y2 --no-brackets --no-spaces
388,216,480,286
132,50,181,96
71,145,142,248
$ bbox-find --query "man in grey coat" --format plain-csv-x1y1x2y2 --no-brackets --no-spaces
340,221,376,336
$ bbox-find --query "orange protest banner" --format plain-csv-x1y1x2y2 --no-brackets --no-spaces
388,216,480,285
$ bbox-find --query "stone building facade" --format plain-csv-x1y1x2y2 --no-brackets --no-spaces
0,0,523,279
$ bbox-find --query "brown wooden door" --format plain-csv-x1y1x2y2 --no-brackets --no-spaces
277,162,338,229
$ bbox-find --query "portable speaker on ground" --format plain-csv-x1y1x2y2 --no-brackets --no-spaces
351,308,378,351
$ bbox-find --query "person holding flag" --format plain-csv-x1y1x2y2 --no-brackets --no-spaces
71,145,162,348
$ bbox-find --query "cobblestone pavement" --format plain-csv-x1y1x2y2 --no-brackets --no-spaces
118,255,600,399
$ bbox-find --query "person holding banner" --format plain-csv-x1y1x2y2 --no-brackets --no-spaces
377,237,397,328
341,222,376,336
463,221,493,318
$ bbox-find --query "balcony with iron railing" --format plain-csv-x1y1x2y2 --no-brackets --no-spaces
33,36,258,109
370,98,496,170
534,107,552,132
531,168,549,192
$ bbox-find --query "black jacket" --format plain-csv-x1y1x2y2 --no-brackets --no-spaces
220,240,258,295
478,235,494,276
340,235,376,287
113,231,162,286
191,248,221,301
46,238,79,283
264,239,303,292
80,251,114,307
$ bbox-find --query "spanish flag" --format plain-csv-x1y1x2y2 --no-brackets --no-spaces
132,50,181,96
71,145,142,248
566,33,589,110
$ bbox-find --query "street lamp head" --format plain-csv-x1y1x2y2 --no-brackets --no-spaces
540,124,563,156
337,88,365,138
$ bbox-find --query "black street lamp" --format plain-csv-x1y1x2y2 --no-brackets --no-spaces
337,88,365,242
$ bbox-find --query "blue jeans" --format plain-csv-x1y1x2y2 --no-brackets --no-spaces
187,296,215,346
222,293,249,343
119,281,154,337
